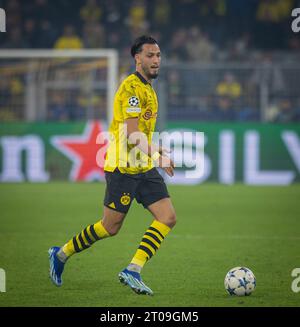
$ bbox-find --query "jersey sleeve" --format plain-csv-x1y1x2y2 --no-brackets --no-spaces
120,83,143,120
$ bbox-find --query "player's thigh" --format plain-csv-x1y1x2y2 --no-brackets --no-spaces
136,168,169,209
104,169,137,214
147,197,176,228
103,170,137,234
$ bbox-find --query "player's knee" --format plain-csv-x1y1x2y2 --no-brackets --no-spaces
161,211,176,228
102,221,121,237
168,211,177,228
102,210,126,236
106,226,120,237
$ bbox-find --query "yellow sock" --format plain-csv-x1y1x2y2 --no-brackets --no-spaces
62,220,110,258
130,220,171,268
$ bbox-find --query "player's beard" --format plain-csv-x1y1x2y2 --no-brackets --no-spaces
142,64,159,80
149,72,159,79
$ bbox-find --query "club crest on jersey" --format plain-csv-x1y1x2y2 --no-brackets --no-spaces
128,96,139,107
120,193,131,206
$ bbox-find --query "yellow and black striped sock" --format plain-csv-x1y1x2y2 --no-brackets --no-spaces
130,220,171,269
61,220,110,259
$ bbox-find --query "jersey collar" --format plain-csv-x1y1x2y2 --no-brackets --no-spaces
134,71,150,85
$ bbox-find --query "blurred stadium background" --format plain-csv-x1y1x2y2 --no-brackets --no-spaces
1,0,300,122
0,0,300,307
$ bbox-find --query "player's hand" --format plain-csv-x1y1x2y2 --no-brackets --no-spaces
158,155,175,177
159,146,171,157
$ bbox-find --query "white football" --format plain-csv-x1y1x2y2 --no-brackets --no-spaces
224,267,256,296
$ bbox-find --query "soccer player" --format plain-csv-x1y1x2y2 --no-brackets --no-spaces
49,35,176,296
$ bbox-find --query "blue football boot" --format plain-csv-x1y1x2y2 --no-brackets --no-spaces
118,268,153,296
48,246,65,287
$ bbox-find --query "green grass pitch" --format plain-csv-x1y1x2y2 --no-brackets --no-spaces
0,183,299,307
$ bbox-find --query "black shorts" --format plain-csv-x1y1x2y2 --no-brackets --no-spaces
104,168,170,213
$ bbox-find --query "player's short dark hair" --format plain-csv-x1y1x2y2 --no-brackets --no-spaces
130,35,158,57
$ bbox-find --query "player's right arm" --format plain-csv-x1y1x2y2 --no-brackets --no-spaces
125,117,174,177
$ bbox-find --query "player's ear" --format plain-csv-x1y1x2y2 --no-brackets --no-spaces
135,53,141,65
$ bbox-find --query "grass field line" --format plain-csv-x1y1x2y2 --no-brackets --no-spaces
164,234,300,241
120,233,300,241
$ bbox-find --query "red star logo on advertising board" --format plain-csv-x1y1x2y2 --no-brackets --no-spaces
51,121,108,181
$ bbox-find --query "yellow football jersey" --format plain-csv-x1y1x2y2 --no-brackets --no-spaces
104,72,158,174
